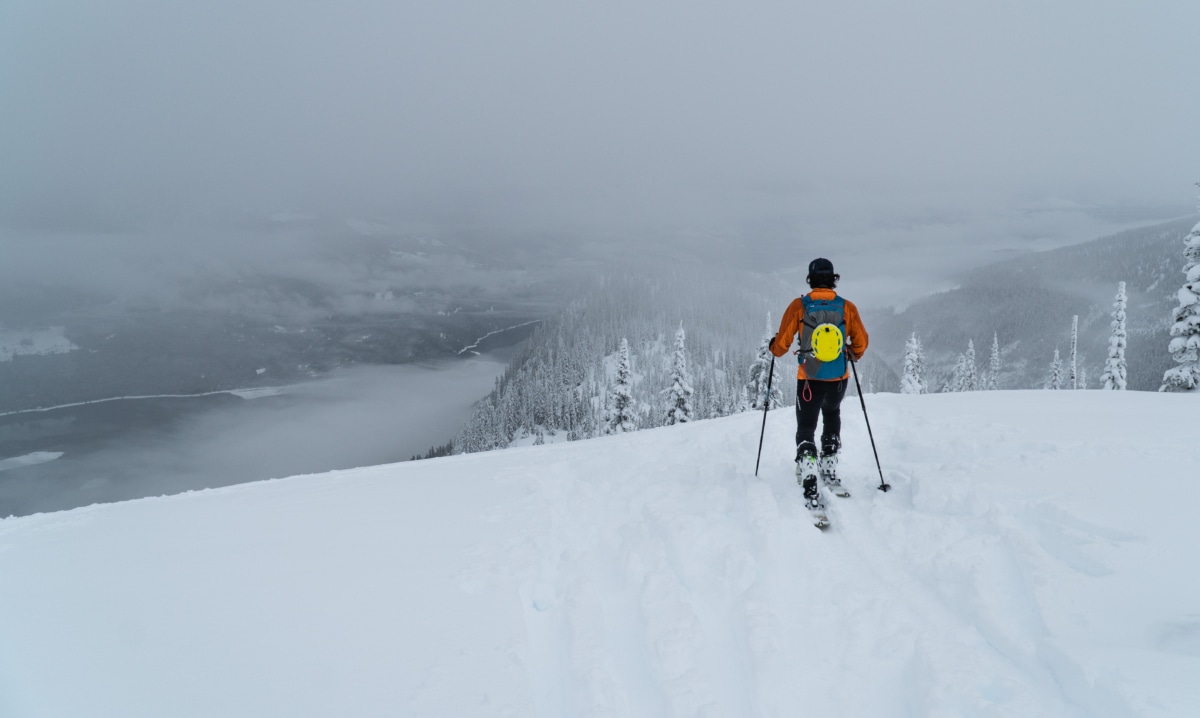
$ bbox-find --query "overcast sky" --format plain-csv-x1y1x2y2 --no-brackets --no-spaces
2,0,1198,238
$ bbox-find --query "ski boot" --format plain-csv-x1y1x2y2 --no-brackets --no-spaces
800,473,829,529
819,453,850,498
796,443,828,528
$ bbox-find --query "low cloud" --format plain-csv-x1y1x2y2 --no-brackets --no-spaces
0,360,504,516
2,1,1197,240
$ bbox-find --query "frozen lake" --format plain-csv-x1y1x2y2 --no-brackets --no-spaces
0,349,520,518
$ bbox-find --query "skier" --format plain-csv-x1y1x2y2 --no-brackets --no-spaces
767,258,869,525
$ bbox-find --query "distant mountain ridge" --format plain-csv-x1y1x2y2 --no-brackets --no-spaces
869,216,1199,391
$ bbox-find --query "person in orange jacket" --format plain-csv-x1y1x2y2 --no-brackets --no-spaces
768,258,869,516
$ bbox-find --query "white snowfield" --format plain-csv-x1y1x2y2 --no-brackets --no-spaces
1,391,1197,717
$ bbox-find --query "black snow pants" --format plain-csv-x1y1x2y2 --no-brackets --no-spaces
795,378,848,461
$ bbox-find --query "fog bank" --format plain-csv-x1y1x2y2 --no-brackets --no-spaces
0,360,507,516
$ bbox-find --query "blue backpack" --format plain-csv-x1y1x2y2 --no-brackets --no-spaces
799,295,847,380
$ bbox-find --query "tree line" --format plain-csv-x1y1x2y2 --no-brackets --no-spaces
901,213,1199,394
419,213,1200,459
449,271,796,454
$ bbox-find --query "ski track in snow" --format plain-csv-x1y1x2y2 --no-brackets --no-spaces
1,391,1197,717
475,443,1072,717
456,393,1191,718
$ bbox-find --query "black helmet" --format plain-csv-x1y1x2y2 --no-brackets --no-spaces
806,257,839,288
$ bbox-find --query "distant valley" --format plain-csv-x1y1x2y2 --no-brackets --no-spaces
0,221,579,413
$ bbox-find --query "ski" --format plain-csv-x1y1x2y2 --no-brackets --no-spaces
797,460,836,528
818,454,849,498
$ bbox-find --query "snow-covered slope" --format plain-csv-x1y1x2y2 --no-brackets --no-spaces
1,391,1197,717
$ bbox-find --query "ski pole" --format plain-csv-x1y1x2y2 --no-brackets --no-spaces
754,354,775,477
850,358,891,492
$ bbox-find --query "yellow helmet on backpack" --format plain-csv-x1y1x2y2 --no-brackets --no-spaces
811,323,844,363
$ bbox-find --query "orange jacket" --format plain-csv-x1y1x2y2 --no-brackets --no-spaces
769,288,869,381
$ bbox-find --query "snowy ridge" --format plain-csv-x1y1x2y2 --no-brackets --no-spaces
1,391,1197,717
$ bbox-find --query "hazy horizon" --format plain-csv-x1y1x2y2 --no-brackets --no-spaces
3,1,1197,243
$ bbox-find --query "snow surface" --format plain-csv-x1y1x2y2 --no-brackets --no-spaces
1,390,1198,717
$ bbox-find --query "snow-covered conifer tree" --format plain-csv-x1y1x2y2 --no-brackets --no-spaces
1160,214,1200,392
605,338,637,434
664,324,694,425
963,339,978,391
947,340,977,392
900,333,925,394
1100,281,1128,390
1068,315,1079,389
987,333,1000,390
746,314,783,410
945,354,966,393
1046,349,1063,390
